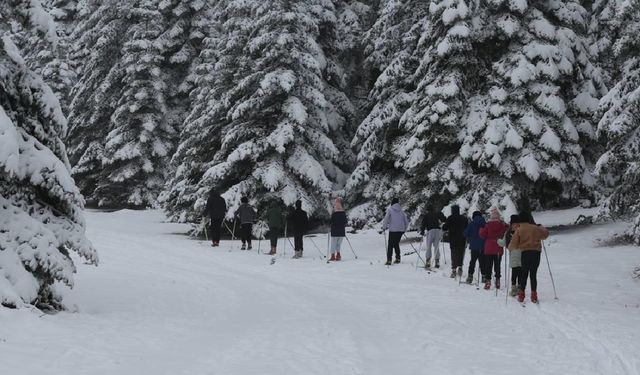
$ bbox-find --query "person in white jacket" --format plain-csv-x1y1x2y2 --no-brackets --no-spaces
382,197,409,265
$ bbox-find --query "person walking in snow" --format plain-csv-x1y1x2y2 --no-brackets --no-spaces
508,211,549,303
463,211,485,283
329,197,348,261
234,197,257,250
204,189,227,247
420,205,446,269
266,202,284,255
442,205,468,276
288,200,308,259
382,197,410,265
479,208,509,289
503,214,522,296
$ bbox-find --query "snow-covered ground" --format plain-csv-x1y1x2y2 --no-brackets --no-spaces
1,209,639,375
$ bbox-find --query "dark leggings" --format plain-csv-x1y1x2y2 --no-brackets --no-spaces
294,233,303,251
468,251,482,275
511,267,521,286
483,255,502,279
450,245,465,269
269,227,280,248
210,218,223,242
241,223,252,246
521,250,541,291
387,232,403,261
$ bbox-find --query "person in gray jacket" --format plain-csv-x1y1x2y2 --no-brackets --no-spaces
234,197,257,250
381,197,409,265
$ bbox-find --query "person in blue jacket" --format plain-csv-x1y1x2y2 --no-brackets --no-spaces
463,211,486,284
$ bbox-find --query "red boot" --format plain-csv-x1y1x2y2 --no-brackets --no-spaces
330,253,336,261
484,280,491,290
336,252,341,261
517,290,525,303
531,291,538,304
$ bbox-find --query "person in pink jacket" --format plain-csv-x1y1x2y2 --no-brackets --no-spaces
479,207,509,290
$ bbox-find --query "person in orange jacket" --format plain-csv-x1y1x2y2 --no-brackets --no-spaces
508,211,550,303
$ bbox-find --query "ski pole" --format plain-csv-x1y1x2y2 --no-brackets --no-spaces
505,250,509,305
403,233,425,266
542,241,559,300
202,217,209,242
231,219,237,241
306,235,326,258
282,222,287,258
441,239,448,265
326,232,331,263
416,235,424,271
344,235,358,259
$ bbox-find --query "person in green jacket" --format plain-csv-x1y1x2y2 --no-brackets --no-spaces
266,202,284,255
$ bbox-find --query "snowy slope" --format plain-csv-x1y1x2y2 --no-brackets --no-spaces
1,209,639,375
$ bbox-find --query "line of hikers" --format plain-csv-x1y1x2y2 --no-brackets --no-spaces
204,189,550,303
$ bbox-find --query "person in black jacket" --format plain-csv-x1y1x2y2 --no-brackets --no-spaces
420,206,446,268
204,189,227,247
234,197,257,250
442,205,468,278
288,200,309,259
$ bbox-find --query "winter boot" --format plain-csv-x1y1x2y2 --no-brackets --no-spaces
336,252,342,261
394,257,401,264
330,253,336,261
484,280,491,290
241,243,246,250
457,267,463,277
435,260,440,269
248,244,252,250
292,251,301,259
268,247,276,255
450,269,457,278
531,291,538,304
466,275,473,284
424,258,431,269
510,285,519,297
385,260,392,266
495,278,501,290
517,290,525,303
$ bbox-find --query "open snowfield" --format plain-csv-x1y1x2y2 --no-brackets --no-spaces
1,209,640,375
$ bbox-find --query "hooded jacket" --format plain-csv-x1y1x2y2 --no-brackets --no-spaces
205,192,226,220
266,205,284,229
382,203,409,232
420,210,446,232
235,203,257,224
464,215,486,252
479,219,509,255
288,207,308,234
442,206,468,247
508,223,549,251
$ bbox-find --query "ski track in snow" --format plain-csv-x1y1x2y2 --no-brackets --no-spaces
1,209,639,375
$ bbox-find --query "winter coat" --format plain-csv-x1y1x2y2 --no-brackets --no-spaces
205,193,226,220
330,211,348,237
479,220,509,256
382,203,409,233
266,205,284,229
442,206,468,247
508,223,549,251
288,208,308,234
463,215,486,252
235,203,257,224
420,211,446,233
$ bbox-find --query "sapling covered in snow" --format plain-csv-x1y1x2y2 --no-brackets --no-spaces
1,1,97,309
164,0,359,223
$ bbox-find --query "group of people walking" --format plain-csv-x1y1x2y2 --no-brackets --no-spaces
205,189,550,303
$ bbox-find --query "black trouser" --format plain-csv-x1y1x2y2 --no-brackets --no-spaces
450,245,465,269
511,266,522,286
468,251,482,276
269,227,280,248
240,223,252,246
293,232,304,251
521,250,541,291
210,218,223,242
387,231,403,261
482,254,502,279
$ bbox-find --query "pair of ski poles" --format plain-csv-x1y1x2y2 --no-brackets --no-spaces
500,240,559,303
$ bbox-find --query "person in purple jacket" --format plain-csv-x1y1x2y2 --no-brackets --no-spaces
382,197,409,265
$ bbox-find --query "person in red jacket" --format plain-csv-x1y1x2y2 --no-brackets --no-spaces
479,207,509,290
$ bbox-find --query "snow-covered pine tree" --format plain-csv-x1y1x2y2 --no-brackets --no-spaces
164,0,357,223
345,0,430,226
68,0,204,208
0,1,97,309
437,0,604,215
592,0,640,243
